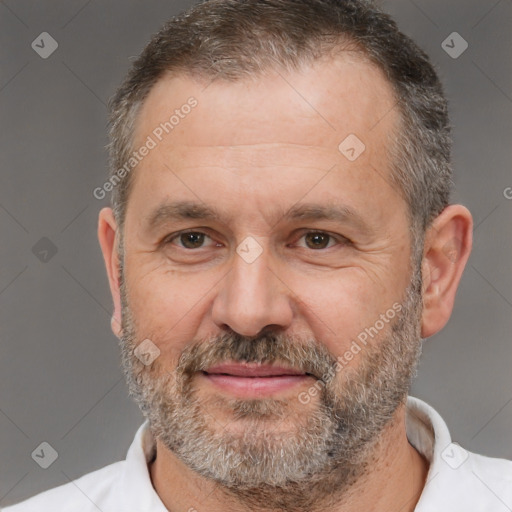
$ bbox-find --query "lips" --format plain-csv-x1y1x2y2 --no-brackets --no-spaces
203,362,308,378
200,362,315,397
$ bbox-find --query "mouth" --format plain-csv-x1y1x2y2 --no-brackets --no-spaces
200,362,315,397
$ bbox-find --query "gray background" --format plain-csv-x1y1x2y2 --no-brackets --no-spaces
1,0,511,506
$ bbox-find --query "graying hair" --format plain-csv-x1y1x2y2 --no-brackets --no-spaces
108,0,452,264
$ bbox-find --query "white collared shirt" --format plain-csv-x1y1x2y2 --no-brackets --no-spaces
4,396,512,511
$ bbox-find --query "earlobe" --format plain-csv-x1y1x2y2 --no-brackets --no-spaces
420,205,473,338
98,207,123,339
111,315,122,339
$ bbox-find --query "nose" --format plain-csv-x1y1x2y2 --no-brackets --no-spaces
211,243,294,337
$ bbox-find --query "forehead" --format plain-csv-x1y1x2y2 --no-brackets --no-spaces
134,53,398,149
126,54,403,229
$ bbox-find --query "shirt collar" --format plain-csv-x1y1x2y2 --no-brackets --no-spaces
405,395,479,511
115,420,167,511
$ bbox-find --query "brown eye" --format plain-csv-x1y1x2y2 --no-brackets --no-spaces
303,232,333,249
178,232,207,249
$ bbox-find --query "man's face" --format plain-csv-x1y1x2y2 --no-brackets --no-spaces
116,54,423,494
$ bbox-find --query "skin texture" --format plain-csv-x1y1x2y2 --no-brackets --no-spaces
98,54,473,512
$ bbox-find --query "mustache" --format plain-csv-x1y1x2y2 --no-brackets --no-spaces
175,331,338,381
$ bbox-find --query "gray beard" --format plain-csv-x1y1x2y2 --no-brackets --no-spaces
117,265,423,512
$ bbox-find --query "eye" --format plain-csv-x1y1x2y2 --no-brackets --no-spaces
295,231,349,250
165,231,218,249
163,230,349,252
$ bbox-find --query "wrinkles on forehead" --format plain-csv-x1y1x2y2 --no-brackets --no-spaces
145,143,341,175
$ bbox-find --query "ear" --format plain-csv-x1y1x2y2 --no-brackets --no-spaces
98,207,123,338
420,204,473,338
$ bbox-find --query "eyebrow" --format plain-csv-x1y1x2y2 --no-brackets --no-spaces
146,200,373,235
146,201,224,230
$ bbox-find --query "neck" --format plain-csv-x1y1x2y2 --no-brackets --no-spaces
149,402,429,512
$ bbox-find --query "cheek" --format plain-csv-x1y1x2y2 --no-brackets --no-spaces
124,268,216,359
290,269,396,358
